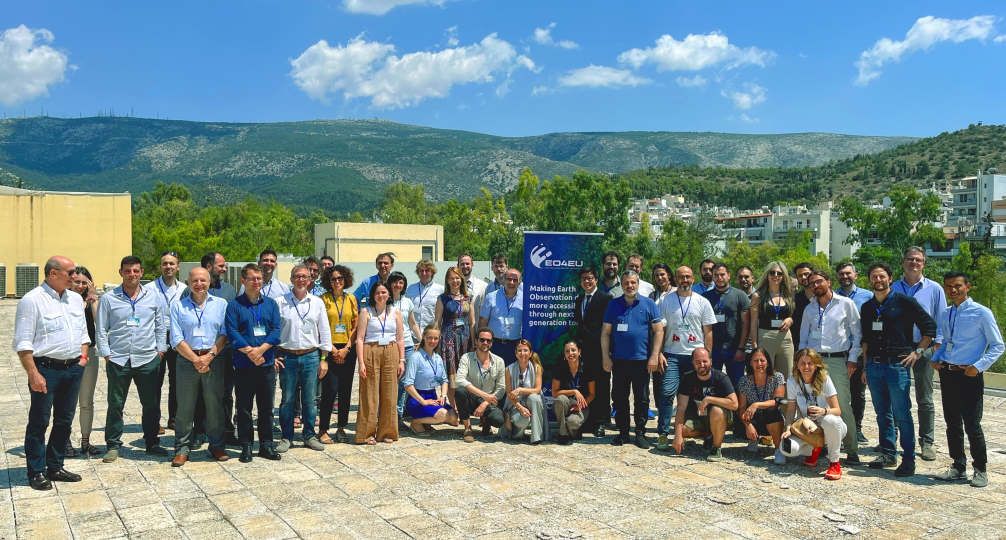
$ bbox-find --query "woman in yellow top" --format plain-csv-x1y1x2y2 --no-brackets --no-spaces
320,265,358,443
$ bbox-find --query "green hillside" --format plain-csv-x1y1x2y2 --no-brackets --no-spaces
0,116,914,214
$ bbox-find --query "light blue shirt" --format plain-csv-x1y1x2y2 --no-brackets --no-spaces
406,280,444,332
401,349,448,391
96,285,168,367
932,298,1004,372
310,281,326,297
479,287,524,340
354,274,381,308
891,277,946,343
835,285,873,309
170,295,227,351
692,282,712,294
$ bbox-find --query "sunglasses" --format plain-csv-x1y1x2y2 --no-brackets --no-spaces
330,276,344,282
477,337,493,343
768,270,784,277
161,251,179,257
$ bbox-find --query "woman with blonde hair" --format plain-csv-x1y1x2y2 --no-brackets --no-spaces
749,261,796,376
502,339,547,443
780,349,846,480
433,266,476,405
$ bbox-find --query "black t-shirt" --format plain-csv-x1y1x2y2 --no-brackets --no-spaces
678,369,734,415
553,361,594,393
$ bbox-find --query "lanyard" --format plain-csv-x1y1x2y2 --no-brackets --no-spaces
676,293,692,323
948,304,961,343
771,293,784,319
264,280,273,297
124,288,143,316
871,294,893,320
502,289,517,316
378,306,390,337
897,280,923,297
248,301,262,325
292,296,310,322
420,349,441,379
418,282,433,305
799,379,815,408
156,278,174,307
335,293,348,323
816,298,833,329
187,297,206,327
714,287,729,313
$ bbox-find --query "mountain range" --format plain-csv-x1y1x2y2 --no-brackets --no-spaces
0,116,916,214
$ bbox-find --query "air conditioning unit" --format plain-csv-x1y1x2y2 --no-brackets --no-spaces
15,263,40,298
0,264,6,298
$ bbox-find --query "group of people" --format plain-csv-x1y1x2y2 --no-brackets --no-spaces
12,246,1003,491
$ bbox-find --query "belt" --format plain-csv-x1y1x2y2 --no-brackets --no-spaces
35,356,81,369
495,338,519,344
868,356,906,365
819,351,849,358
278,347,317,356
191,349,212,355
943,363,970,372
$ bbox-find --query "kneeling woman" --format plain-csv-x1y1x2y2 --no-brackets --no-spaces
551,339,594,444
402,326,458,434
781,348,846,480
736,347,786,463
502,340,547,443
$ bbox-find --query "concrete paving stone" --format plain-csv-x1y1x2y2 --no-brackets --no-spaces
60,490,114,516
274,506,337,535
66,509,127,539
191,472,244,495
127,526,186,540
209,490,268,518
371,499,424,520
180,518,245,540
15,517,72,540
388,512,448,538
116,502,176,534
163,495,225,525
328,473,380,495
230,512,298,539
716,517,796,540
106,484,160,510
248,483,309,510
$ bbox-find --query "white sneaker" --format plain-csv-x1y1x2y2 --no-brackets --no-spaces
774,448,786,464
276,438,291,453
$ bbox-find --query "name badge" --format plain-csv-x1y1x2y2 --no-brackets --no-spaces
945,343,953,353
301,319,315,334
770,319,782,328
454,319,466,327
126,317,140,327
335,324,347,334
504,317,516,328
678,322,690,332
253,325,267,337
192,327,207,337
715,314,726,323
616,323,629,332
378,336,391,345
872,321,883,331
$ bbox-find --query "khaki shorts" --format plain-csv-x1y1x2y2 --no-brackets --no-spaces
684,406,733,433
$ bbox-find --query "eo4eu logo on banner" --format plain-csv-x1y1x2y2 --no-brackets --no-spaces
522,231,604,383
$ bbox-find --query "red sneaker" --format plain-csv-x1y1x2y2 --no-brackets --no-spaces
804,446,823,467
825,461,842,480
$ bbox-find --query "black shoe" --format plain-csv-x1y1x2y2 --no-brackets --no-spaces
47,468,82,482
702,437,713,450
593,425,606,438
146,445,170,456
634,435,650,450
226,431,241,446
64,441,79,458
894,462,916,477
611,434,627,446
29,472,52,491
557,435,571,445
239,445,253,463
844,453,862,466
259,445,281,461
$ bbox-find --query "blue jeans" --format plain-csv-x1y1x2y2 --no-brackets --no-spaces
711,348,745,390
866,360,915,462
26,363,84,474
279,351,319,440
398,346,415,416
655,353,691,436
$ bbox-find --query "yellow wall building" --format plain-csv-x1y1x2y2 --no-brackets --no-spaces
314,222,444,262
0,186,132,296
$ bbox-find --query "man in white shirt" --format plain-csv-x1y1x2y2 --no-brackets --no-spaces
407,259,444,336
97,256,169,462
275,265,333,452
799,269,863,465
239,249,290,300
458,253,488,316
145,250,187,433
12,256,90,490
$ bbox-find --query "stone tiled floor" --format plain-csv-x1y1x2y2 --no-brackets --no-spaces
2,298,1006,539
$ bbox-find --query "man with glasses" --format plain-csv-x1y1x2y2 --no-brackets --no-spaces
479,268,524,366
574,266,612,437
454,328,507,442
13,256,89,490
625,254,655,298
354,252,395,308
145,251,187,433
891,247,946,461
97,256,170,462
799,269,863,465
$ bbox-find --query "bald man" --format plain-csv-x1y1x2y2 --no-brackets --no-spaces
13,256,90,490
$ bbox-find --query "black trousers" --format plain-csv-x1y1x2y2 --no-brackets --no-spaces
158,348,178,422
850,365,866,432
583,346,610,430
939,368,986,472
454,386,504,426
612,358,649,437
319,343,357,432
235,365,276,447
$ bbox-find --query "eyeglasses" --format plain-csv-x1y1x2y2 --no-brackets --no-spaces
330,276,344,282
768,270,784,277
161,251,178,257
477,337,493,343
809,279,826,286
292,274,311,280
903,257,925,263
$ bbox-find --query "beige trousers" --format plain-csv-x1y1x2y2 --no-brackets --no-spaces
355,343,400,443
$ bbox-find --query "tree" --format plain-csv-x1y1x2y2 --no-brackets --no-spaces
838,184,944,268
654,218,706,270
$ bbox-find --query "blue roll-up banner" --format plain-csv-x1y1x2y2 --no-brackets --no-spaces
522,232,605,402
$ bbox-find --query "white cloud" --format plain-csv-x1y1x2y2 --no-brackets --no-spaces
559,65,651,88
290,33,536,109
739,113,759,123
617,32,773,71
342,0,448,15
0,25,70,107
855,15,998,85
532,22,579,49
722,83,766,110
445,25,459,46
531,85,552,96
994,34,1005,43
675,74,707,87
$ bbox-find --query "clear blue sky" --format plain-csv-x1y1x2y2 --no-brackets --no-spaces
2,1,1003,137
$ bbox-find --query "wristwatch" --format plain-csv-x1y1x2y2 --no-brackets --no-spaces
914,347,925,355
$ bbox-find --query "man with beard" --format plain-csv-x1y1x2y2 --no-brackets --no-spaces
454,328,507,442
145,251,186,434
625,254,654,298
574,266,612,437
671,348,738,461
239,249,290,301
599,252,622,296
736,266,755,300
457,253,488,315
485,253,509,295
835,262,873,445
799,269,863,465
790,263,816,351
692,259,716,294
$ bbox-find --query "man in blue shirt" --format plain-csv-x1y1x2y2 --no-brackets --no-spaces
692,259,716,294
891,247,946,461
226,263,282,463
931,272,1004,488
169,267,229,466
835,262,874,445
96,256,169,462
601,270,664,449
354,252,395,308
479,268,523,366
199,251,238,444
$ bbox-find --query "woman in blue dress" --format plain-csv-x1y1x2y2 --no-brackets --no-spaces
402,326,458,435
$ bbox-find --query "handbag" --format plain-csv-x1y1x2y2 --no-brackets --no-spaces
790,417,825,448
